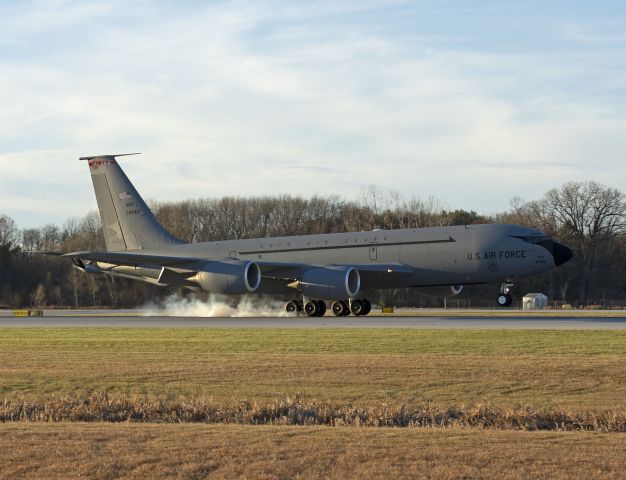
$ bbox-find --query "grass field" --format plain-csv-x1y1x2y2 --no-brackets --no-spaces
1,424,624,480
1,328,625,410
2,328,624,479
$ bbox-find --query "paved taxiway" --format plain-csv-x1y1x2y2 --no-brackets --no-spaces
1,311,625,329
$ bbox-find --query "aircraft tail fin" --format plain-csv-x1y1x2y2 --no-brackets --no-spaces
81,153,183,251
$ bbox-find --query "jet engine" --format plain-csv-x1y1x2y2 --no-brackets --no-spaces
192,260,261,294
299,266,360,300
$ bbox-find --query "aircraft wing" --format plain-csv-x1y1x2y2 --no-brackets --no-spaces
59,251,309,275
60,250,208,269
59,250,413,286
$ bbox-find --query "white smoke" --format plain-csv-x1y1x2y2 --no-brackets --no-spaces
141,294,292,317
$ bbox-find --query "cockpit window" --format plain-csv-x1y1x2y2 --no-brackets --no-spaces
510,235,550,244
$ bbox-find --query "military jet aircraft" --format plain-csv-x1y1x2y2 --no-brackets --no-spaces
57,153,572,316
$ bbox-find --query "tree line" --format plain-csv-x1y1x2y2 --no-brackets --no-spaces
1,181,625,309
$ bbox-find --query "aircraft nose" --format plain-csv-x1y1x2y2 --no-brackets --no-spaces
552,241,573,266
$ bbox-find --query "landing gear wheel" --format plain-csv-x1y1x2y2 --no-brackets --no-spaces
304,301,319,317
497,293,513,307
316,300,327,317
361,299,371,316
340,301,350,316
497,282,514,307
285,301,299,314
332,301,345,316
350,299,364,316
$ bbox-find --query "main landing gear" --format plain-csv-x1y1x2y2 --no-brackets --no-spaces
497,283,514,307
285,299,326,317
345,299,372,316
285,298,372,316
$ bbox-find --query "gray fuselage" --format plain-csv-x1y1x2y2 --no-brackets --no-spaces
102,223,556,295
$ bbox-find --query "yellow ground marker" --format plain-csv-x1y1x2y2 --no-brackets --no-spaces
12,309,43,317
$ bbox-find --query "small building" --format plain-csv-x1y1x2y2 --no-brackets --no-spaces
523,293,548,310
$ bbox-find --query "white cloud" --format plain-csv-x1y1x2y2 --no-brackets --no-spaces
1,1,626,227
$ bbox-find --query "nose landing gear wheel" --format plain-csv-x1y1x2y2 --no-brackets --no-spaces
496,282,514,307
497,293,513,307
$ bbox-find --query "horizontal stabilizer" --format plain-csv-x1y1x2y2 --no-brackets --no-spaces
27,251,64,256
79,153,141,161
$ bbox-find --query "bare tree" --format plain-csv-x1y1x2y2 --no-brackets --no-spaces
0,214,18,246
30,283,46,307
40,224,61,251
539,182,626,303
21,228,42,252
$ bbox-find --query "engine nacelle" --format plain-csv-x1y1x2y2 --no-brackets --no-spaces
192,260,261,294
299,266,360,300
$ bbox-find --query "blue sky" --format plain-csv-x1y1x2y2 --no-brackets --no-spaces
1,0,626,228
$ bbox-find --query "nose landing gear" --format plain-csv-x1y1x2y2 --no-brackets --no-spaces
497,283,514,307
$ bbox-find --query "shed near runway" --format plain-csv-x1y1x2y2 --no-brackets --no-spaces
523,293,548,310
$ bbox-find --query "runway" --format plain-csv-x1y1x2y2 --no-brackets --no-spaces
1,310,625,329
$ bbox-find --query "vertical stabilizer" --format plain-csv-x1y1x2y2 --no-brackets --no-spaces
81,154,183,251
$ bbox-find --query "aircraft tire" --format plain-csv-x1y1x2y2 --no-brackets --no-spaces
304,301,319,317
350,299,364,316
497,293,513,307
361,299,372,316
285,301,299,314
340,301,350,316
316,300,327,317
332,301,345,316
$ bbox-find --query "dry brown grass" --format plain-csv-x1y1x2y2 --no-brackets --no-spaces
1,393,625,432
0,423,624,480
1,329,624,478
1,329,625,411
